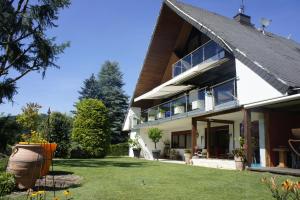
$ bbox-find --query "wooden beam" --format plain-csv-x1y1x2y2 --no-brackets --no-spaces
208,119,235,124
264,111,271,167
243,109,252,167
192,107,242,121
207,120,211,158
192,118,197,154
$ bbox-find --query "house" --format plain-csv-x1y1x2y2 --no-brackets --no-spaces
123,0,300,170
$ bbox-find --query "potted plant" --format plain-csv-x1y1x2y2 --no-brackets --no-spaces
184,149,192,164
148,127,163,160
128,135,141,158
157,108,165,119
163,140,171,158
173,102,185,114
232,137,247,170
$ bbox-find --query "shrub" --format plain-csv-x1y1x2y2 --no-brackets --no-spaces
0,157,8,172
0,172,15,196
45,112,73,158
69,142,88,159
109,143,129,156
72,99,110,158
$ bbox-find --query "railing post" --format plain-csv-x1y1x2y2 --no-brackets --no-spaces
185,93,188,113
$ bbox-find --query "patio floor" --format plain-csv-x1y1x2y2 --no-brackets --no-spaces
248,167,300,177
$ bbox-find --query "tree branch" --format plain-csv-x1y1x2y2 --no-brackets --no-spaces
0,44,34,76
7,59,40,85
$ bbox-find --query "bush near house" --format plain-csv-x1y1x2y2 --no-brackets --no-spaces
72,99,110,158
109,143,129,156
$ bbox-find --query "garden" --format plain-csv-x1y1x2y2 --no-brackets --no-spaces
1,156,300,200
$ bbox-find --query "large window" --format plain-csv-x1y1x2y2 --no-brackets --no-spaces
171,131,192,149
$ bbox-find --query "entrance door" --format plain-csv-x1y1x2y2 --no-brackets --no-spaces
205,125,230,158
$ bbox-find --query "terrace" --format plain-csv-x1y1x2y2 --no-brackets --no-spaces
131,78,238,128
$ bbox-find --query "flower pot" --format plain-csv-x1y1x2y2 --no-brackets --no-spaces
184,153,192,164
192,100,204,110
157,112,165,119
148,116,155,122
40,143,57,176
133,148,141,158
152,150,161,160
7,144,44,189
234,156,245,171
174,106,185,114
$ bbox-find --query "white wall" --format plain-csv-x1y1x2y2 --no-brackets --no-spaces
235,59,283,105
123,107,141,131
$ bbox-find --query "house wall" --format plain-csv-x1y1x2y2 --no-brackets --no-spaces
235,59,283,105
122,107,141,131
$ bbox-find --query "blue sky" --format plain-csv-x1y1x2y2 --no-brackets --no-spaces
1,0,300,115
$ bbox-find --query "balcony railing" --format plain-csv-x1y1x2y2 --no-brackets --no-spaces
134,79,237,126
172,40,225,77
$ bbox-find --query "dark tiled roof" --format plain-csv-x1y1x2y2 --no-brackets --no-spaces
165,0,300,93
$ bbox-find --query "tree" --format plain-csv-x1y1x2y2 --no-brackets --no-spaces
98,61,129,144
46,112,72,158
0,0,70,103
78,73,100,100
72,99,110,158
16,102,41,132
0,115,22,153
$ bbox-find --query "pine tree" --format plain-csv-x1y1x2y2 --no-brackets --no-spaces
78,74,100,100
98,61,129,144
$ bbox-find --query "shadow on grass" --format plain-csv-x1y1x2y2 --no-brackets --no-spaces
48,170,74,175
54,158,152,168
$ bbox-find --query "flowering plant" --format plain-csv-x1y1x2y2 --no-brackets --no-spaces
232,137,247,162
262,177,300,200
20,130,48,144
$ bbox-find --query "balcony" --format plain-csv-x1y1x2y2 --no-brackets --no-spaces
173,40,225,77
133,78,238,127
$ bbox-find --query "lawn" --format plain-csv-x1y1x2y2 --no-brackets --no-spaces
4,157,298,200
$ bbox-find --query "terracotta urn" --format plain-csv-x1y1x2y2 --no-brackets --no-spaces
234,156,245,171
7,144,44,189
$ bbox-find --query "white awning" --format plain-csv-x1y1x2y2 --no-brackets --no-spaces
134,85,193,101
134,58,228,102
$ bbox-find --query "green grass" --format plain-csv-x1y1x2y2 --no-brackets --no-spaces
5,157,299,200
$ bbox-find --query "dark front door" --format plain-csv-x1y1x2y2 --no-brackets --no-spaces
205,125,230,158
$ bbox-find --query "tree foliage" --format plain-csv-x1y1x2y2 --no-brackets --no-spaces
16,102,41,132
78,73,100,100
97,61,128,144
0,114,21,153
72,99,110,158
46,112,72,158
0,0,70,103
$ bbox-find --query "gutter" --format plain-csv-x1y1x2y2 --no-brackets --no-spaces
244,93,300,109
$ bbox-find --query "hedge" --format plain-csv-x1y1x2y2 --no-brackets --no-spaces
109,143,129,156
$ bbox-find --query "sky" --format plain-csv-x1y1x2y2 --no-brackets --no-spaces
1,0,300,115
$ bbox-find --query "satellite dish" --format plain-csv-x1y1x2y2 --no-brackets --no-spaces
260,18,272,28
260,18,272,35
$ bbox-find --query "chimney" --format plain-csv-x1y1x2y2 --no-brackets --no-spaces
234,13,252,26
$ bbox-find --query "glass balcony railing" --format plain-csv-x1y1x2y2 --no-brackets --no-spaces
172,40,225,77
134,79,237,126
212,78,237,109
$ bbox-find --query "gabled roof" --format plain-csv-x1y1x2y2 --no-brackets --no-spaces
130,0,300,108
165,0,300,93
